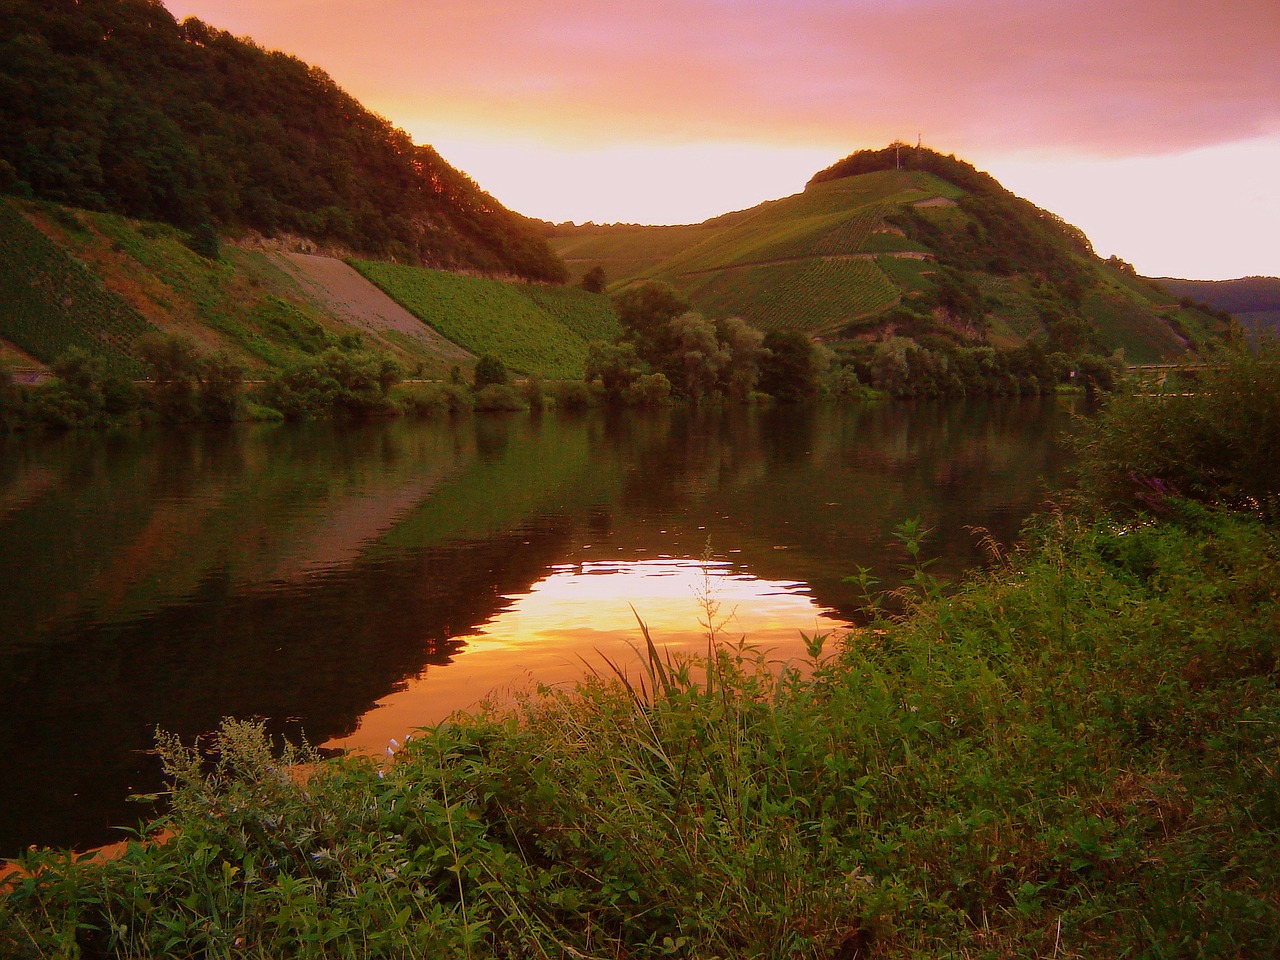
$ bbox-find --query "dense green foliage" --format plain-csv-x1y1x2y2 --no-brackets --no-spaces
352,261,610,379
0,0,565,281
833,336,1121,400
758,330,827,402
588,283,766,403
1073,340,1280,519
0,198,155,375
0,198,436,376
471,355,509,390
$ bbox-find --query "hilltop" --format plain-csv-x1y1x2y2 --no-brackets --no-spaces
548,146,1231,365
0,0,565,283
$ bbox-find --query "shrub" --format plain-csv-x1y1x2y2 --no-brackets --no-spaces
391,381,473,416
198,352,244,422
473,354,509,390
0,364,17,424
264,348,402,420
546,379,598,410
472,383,527,412
579,264,607,293
622,371,672,406
521,374,544,412
23,348,137,428
1072,339,1280,519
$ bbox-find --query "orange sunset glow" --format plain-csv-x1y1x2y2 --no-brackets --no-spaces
160,0,1278,279
326,559,848,752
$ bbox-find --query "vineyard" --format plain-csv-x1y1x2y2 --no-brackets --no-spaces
351,262,607,379
32,205,395,373
0,200,156,375
516,283,621,344
686,257,899,335
1083,288,1188,362
551,222,722,286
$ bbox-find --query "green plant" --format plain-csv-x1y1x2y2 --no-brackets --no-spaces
1073,339,1280,519
472,383,526,412
472,354,508,390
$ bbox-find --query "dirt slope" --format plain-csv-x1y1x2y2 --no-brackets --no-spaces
269,252,472,369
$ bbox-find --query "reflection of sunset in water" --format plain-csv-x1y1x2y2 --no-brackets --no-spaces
326,559,849,752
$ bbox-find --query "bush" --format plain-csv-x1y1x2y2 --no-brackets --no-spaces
0,363,24,426
264,348,402,420
473,354,509,389
546,379,598,410
391,381,473,416
622,371,672,406
521,375,544,412
1073,340,1280,519
473,383,527,412
24,348,131,428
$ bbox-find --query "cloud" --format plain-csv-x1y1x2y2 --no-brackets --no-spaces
165,0,1278,157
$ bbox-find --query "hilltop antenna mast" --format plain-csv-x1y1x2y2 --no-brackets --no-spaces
896,141,901,169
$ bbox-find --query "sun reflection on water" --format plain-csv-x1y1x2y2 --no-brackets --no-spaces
325,558,849,753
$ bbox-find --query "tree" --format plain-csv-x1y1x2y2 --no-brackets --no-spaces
473,355,508,390
138,331,200,420
715,316,766,400
579,265,607,294
665,311,727,401
759,331,823,402
585,340,643,402
613,282,690,357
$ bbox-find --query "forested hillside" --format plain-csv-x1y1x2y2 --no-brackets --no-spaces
0,0,566,282
549,146,1232,366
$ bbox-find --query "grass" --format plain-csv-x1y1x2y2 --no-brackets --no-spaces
351,261,606,379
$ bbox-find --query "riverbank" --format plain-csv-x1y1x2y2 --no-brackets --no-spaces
2,346,1277,958
2,502,1276,958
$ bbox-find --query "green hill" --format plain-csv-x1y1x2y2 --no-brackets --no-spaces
0,197,614,381
0,0,565,283
1154,276,1280,339
548,147,1231,363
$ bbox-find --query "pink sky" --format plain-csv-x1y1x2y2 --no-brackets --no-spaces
163,0,1279,279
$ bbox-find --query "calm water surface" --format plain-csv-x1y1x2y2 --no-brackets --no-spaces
0,399,1085,856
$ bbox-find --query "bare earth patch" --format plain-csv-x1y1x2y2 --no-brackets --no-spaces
269,253,472,368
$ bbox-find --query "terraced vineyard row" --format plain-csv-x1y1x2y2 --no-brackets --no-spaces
352,261,599,379
516,284,621,344
0,201,155,375
688,257,899,335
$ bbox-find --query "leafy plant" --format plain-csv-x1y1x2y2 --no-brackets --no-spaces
1072,339,1280,519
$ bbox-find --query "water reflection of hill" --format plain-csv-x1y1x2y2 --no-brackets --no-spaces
0,399,1082,856
0,522,581,855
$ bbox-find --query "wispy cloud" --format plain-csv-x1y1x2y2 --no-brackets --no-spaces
170,0,1278,155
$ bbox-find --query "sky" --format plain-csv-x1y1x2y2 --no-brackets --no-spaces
161,0,1279,280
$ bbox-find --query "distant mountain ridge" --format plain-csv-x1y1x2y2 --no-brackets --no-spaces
1153,276,1280,338
0,0,565,282
548,146,1231,364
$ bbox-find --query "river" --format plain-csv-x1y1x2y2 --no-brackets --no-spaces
0,398,1086,857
